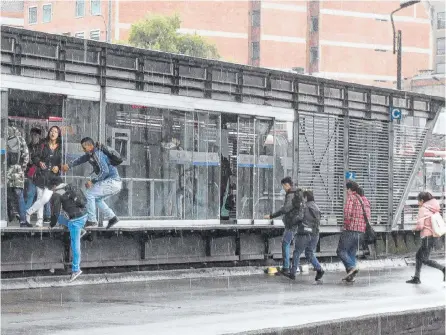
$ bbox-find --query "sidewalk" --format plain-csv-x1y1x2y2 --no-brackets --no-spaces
3,256,440,290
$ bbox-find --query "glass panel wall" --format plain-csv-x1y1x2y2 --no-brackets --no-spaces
5,89,64,227
1,90,8,227
61,99,100,189
104,104,221,220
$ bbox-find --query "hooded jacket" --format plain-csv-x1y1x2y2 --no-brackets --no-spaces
270,187,299,230
415,198,441,238
299,200,321,235
68,148,120,184
50,183,87,227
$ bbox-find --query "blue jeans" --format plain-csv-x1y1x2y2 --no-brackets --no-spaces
25,179,50,217
282,229,294,270
85,179,122,222
7,187,26,223
58,214,87,272
336,230,362,271
291,234,323,275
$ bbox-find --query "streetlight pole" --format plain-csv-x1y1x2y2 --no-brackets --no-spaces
390,0,420,90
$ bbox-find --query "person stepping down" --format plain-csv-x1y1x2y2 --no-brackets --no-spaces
337,181,366,283
62,138,122,229
48,177,89,282
288,190,325,282
406,192,446,285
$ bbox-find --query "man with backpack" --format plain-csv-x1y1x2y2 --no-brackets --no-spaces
6,126,30,227
264,177,301,276
289,190,325,282
61,137,122,229
48,176,88,282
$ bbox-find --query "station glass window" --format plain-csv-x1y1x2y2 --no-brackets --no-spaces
104,104,221,221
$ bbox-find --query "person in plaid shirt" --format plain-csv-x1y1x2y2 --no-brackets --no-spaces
337,181,366,282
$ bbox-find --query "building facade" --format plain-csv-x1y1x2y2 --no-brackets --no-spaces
21,0,435,88
1,0,24,27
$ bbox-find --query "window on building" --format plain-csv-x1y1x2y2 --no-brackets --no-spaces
42,4,52,23
91,0,101,15
90,29,100,41
310,17,319,32
28,6,37,24
437,37,445,55
438,12,445,29
252,10,260,28
251,42,260,60
310,47,319,64
62,32,71,37
436,62,445,74
74,31,85,39
75,0,85,17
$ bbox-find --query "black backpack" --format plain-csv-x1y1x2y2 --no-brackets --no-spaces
96,143,123,166
64,184,87,208
289,188,305,225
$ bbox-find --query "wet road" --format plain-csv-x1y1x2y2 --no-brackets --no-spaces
2,267,445,335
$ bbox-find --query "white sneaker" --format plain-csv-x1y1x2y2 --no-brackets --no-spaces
26,214,31,224
69,270,82,282
35,221,43,228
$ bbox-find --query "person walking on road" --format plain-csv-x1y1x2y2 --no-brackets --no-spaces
62,137,121,229
289,190,325,282
49,177,88,282
406,192,445,284
337,181,366,282
264,177,300,276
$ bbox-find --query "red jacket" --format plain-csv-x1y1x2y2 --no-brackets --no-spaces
344,192,367,233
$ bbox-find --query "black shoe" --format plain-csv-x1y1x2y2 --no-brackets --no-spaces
406,276,421,284
43,217,51,225
288,273,296,280
85,221,98,227
106,216,119,229
315,269,325,281
20,222,33,227
280,268,290,276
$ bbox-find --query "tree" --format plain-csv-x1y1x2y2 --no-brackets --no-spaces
127,14,220,59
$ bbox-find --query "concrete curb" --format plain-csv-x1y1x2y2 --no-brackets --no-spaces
1,257,417,291
232,306,446,335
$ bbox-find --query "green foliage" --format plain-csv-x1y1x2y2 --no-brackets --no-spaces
127,14,220,59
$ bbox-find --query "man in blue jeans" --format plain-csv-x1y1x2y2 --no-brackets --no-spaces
337,181,366,282
289,190,325,281
264,177,300,276
49,177,88,282
62,137,121,229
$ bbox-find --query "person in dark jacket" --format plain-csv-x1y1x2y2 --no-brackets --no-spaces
49,176,88,282
25,127,51,220
26,126,63,227
264,177,298,275
289,190,325,281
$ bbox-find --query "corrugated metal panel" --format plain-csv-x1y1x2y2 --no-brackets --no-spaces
393,124,428,213
349,119,390,224
297,113,345,224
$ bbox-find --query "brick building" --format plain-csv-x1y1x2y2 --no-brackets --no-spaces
21,0,438,87
1,0,24,27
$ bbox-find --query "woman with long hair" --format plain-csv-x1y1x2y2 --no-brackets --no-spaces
406,191,445,284
26,126,63,227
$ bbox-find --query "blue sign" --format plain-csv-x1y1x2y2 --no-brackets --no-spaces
345,171,356,180
390,107,402,121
